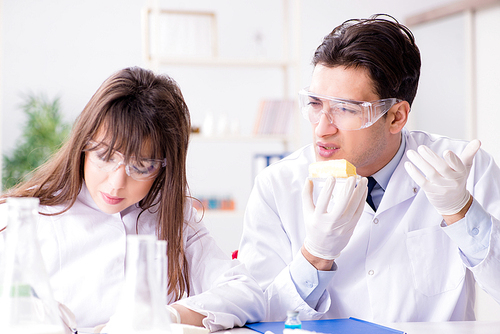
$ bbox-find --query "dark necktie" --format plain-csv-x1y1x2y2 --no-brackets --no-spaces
366,176,377,211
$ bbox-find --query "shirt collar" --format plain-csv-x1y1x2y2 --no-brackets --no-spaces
78,182,102,211
371,132,406,191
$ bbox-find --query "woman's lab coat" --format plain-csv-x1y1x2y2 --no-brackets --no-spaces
33,185,265,330
239,128,500,322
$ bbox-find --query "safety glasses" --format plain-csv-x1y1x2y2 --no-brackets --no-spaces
298,87,402,131
84,141,166,181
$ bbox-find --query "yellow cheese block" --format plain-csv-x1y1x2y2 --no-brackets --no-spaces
309,159,357,178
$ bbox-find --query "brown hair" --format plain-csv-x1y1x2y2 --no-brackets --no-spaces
312,14,421,105
2,66,191,301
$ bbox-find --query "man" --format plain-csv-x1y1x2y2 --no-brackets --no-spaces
238,14,500,323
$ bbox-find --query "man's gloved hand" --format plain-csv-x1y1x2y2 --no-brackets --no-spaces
404,139,481,216
302,176,368,260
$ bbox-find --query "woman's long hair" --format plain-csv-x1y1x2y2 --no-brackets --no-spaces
2,66,192,301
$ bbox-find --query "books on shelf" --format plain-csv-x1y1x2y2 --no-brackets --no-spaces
253,99,296,135
192,195,235,212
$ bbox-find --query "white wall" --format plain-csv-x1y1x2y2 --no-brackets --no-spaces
1,0,148,151
476,5,500,163
410,14,468,140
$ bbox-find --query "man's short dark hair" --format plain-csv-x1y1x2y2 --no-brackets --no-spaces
312,14,421,106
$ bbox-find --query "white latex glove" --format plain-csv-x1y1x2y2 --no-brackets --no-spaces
404,139,481,216
302,176,368,260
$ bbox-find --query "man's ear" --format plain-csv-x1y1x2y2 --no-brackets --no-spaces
389,101,410,134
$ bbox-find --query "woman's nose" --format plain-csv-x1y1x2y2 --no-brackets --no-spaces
107,164,128,189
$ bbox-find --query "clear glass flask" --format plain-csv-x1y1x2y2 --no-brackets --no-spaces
0,197,65,334
155,240,168,304
105,235,172,334
284,310,302,329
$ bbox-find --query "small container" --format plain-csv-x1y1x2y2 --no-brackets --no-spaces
284,310,301,329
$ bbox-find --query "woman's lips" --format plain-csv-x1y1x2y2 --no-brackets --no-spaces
317,143,339,158
101,192,124,205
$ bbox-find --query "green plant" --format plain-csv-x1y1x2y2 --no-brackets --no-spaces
2,94,71,191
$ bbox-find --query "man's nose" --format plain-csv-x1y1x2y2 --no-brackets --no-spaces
315,112,338,137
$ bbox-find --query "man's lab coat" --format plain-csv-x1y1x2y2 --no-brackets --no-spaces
239,128,500,322
29,185,265,331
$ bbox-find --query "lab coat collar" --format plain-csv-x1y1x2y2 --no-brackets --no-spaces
370,131,407,191
78,182,103,212
375,128,420,214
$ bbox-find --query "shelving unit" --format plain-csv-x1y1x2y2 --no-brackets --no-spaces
190,133,292,151
141,1,302,255
141,0,303,149
141,0,300,96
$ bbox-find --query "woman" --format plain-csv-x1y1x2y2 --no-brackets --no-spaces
1,67,264,331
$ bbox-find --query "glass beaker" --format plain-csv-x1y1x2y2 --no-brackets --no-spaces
284,310,301,329
105,235,172,334
156,240,168,304
0,197,65,334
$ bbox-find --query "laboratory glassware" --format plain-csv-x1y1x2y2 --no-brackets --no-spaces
284,310,301,329
104,235,172,334
156,240,168,304
0,197,65,334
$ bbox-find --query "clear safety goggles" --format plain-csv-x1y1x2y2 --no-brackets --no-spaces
298,87,402,131
84,141,167,181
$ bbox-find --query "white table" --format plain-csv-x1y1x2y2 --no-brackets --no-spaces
217,321,500,334
381,321,500,334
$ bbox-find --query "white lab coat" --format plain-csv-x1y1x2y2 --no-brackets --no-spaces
238,129,500,322
4,184,264,331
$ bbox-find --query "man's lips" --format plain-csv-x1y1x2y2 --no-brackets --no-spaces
317,142,339,158
101,192,124,205
319,144,338,150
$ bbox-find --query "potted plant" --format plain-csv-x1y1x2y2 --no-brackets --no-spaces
2,94,70,191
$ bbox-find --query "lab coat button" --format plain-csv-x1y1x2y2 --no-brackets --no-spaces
373,218,379,224
368,270,374,276
413,187,418,194
471,227,479,236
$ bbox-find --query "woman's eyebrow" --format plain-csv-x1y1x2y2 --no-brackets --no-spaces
89,139,109,147
93,139,156,161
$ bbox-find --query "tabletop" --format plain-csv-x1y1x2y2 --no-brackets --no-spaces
216,321,500,334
